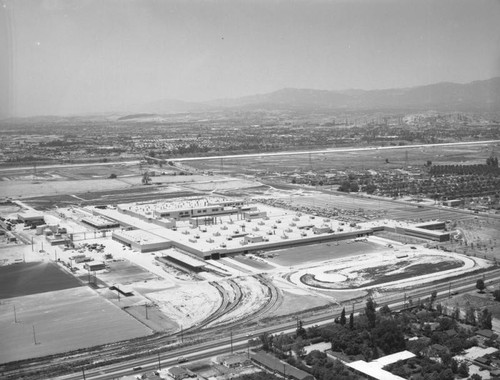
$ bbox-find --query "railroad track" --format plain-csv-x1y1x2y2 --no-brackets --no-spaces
4,267,499,380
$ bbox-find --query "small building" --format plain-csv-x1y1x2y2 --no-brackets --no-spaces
475,356,491,366
250,351,314,380
82,215,120,230
71,255,92,264
17,211,45,226
313,226,331,234
443,199,463,207
244,234,264,244
421,343,449,360
157,251,206,273
243,210,267,220
46,234,68,246
216,353,251,368
167,367,194,380
84,261,106,271
476,329,496,340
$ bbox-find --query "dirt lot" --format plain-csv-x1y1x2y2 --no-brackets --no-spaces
0,286,151,364
267,240,386,267
97,260,159,285
0,261,82,299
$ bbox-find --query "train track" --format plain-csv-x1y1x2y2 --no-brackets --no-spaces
3,264,499,380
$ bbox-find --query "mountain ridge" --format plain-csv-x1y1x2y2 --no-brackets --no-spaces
203,77,500,111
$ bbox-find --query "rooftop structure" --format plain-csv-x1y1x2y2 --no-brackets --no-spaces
117,196,245,222
82,215,120,230
112,229,171,253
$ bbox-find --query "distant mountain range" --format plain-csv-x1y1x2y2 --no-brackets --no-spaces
128,77,500,116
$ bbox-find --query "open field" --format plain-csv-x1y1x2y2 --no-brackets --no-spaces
22,186,199,210
185,143,500,174
0,287,151,364
0,262,82,299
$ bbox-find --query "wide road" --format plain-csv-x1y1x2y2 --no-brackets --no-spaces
0,140,498,173
52,267,500,380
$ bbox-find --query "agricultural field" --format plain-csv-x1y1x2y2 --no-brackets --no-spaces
0,261,82,299
185,144,498,175
0,286,152,364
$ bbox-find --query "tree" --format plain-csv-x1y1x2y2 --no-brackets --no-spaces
457,362,469,377
476,279,486,293
469,374,482,380
340,307,346,326
429,291,437,310
365,298,377,329
292,336,306,358
372,318,406,354
478,308,492,330
108,173,117,179
260,332,273,352
296,319,306,339
379,305,391,316
349,313,354,330
142,171,151,185
450,358,458,374
465,307,476,326
493,289,500,301
338,181,351,193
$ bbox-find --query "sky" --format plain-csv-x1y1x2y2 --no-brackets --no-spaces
1,0,499,117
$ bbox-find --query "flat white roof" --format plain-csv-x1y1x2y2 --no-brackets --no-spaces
372,350,415,367
82,215,117,226
121,196,241,215
18,211,44,219
347,361,406,380
113,229,168,244
346,351,415,380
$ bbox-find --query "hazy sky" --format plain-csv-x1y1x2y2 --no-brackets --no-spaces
1,0,500,117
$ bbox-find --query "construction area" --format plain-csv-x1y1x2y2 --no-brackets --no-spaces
0,168,499,366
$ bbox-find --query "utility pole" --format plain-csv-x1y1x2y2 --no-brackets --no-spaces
449,283,451,298
157,352,161,370
145,303,149,320
14,305,18,323
180,325,184,343
230,331,233,354
32,325,38,345
82,367,86,380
